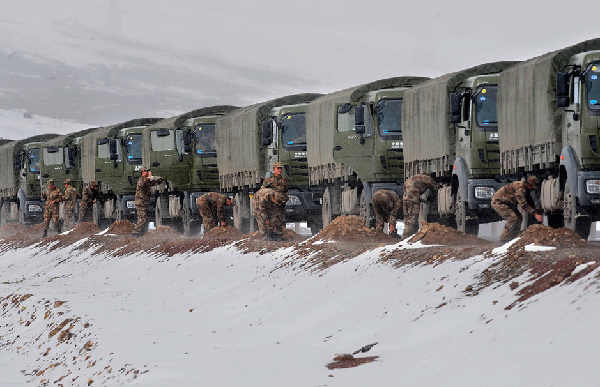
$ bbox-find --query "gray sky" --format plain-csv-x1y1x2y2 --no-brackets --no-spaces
0,0,596,126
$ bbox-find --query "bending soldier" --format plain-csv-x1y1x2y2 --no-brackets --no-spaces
62,179,79,230
78,181,99,223
491,175,542,242
402,173,439,239
42,179,63,237
371,189,402,237
133,167,166,237
195,192,234,233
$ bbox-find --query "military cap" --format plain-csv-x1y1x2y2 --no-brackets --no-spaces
140,167,150,173
526,175,540,189
47,179,54,186
90,180,98,187
273,162,283,169
64,179,71,185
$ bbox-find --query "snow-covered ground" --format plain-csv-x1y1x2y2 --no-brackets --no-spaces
0,235,599,386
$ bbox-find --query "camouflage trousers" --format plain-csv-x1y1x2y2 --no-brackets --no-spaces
43,207,60,232
373,202,394,232
492,200,522,242
78,201,93,223
260,203,284,237
197,197,219,232
133,205,148,235
64,203,76,230
402,200,420,239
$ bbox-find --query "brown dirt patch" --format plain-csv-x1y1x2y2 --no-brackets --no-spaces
0,222,27,238
314,215,395,243
203,226,244,240
509,224,588,251
409,222,491,246
144,226,181,239
68,222,100,237
326,354,379,370
107,220,135,235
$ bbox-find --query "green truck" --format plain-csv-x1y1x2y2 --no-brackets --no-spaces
498,38,600,239
0,134,59,225
306,77,428,228
216,94,322,234
403,62,518,234
80,118,163,227
142,106,238,235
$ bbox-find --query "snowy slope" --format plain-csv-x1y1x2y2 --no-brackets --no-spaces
0,236,598,386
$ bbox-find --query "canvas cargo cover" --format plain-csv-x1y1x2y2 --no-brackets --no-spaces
0,134,58,194
42,127,101,148
81,118,163,183
403,62,519,166
498,38,600,153
217,94,321,180
306,77,428,168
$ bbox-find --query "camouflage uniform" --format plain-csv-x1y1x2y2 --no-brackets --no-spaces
492,176,540,242
259,163,288,240
133,172,165,236
252,188,272,236
195,192,232,232
371,189,403,234
78,183,99,223
402,173,438,239
42,181,63,236
62,180,79,230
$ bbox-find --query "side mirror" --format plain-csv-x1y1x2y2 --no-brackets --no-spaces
450,93,462,123
109,139,117,155
355,105,365,134
157,129,170,137
261,119,272,146
47,146,59,154
68,147,76,161
109,153,119,161
556,72,570,107
13,154,21,171
182,130,192,146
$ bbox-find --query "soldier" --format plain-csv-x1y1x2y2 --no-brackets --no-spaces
62,179,79,230
259,162,288,241
133,167,166,237
371,189,402,237
195,192,234,233
78,181,99,223
491,175,543,242
42,179,63,237
402,173,439,239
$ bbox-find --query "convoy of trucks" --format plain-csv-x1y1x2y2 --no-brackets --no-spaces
403,62,518,234
0,38,598,240
305,77,429,228
216,94,322,234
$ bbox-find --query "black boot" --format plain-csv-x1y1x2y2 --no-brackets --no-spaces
42,229,47,238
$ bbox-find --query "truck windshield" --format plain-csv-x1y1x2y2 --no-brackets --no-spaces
125,134,142,164
194,124,216,156
474,85,498,131
43,147,64,166
281,113,306,150
377,98,402,138
28,148,40,173
586,66,600,111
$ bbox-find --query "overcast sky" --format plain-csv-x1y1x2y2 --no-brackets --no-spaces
0,0,597,127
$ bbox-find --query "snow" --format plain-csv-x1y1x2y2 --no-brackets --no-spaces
1,239,599,386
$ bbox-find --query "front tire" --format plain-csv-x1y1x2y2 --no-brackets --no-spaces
563,184,591,239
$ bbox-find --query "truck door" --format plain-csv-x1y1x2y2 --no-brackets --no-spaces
148,129,191,187
333,103,374,164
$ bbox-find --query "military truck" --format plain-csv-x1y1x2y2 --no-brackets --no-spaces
498,38,600,239
403,62,518,234
306,77,428,228
217,94,323,234
141,106,238,235
80,118,163,227
0,134,60,226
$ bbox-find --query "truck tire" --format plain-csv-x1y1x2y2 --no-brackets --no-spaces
155,196,164,228
233,192,250,234
455,193,479,235
563,184,591,240
547,213,563,229
182,204,201,237
322,187,334,228
307,217,322,235
0,202,6,227
359,191,375,229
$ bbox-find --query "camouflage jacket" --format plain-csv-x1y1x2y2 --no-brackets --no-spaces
43,186,63,210
81,186,99,204
492,181,536,214
262,175,288,196
199,192,230,223
372,189,403,217
63,186,79,205
403,173,438,204
135,176,165,207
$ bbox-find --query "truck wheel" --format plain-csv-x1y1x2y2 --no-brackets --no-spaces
0,202,5,227
181,205,200,237
322,187,333,228
115,199,122,221
233,192,250,234
455,194,479,235
547,213,563,229
359,191,375,229
563,185,591,239
307,217,322,235
155,196,164,228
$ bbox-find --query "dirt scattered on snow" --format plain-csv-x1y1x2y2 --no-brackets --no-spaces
326,354,379,370
107,220,134,235
203,226,244,240
68,222,100,237
314,215,395,243
409,222,491,246
0,222,27,238
509,224,588,251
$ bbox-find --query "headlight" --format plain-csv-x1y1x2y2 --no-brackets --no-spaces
586,179,600,194
286,195,302,206
474,186,495,200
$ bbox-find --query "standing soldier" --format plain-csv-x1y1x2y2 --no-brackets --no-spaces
195,192,234,233
78,181,99,223
62,179,79,230
259,162,288,241
402,172,439,239
491,175,543,242
42,179,63,237
133,167,166,237
371,189,402,238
